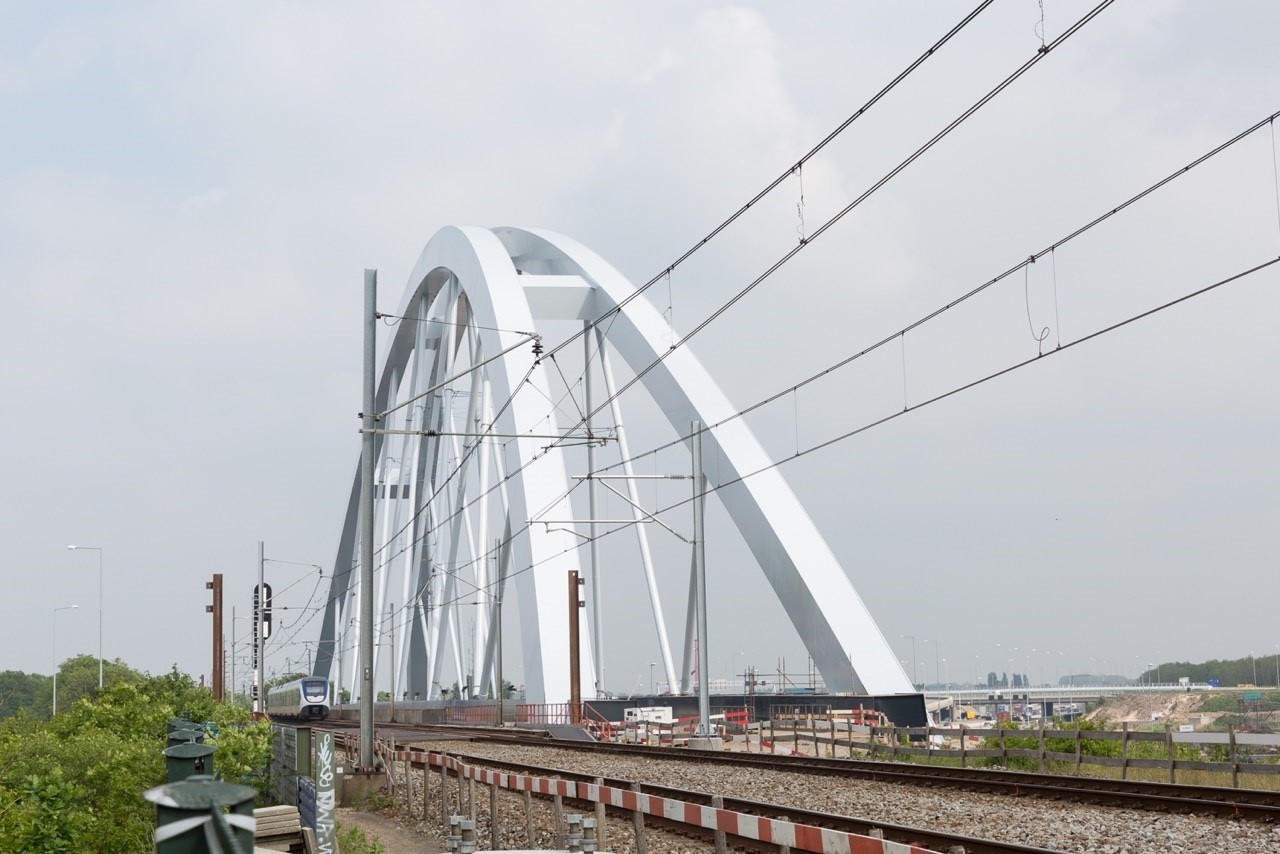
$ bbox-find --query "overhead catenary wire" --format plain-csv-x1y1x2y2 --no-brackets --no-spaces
540,0,999,364
380,101,1280,623
421,254,1280,617
342,0,1119,600
586,106,1280,477
308,102,1279,657
313,4,1280,670
567,0,1118,433
319,1,1015,628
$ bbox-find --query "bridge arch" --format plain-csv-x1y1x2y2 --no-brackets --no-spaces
314,226,912,703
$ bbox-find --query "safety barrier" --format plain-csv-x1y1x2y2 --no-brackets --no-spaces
368,740,931,853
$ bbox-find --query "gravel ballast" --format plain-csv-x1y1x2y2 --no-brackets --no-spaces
410,739,1280,853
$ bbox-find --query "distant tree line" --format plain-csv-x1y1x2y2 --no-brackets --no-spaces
985,672,1032,689
1135,654,1280,687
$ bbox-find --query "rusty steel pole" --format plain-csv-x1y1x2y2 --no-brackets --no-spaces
206,573,224,701
569,570,582,724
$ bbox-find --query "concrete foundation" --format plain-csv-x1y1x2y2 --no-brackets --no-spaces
686,736,724,751
339,770,388,806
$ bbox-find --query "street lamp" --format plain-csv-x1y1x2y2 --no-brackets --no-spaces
650,662,656,695
924,639,941,691
52,605,79,715
899,635,918,687
66,545,104,689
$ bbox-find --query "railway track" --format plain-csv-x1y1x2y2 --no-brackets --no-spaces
351,723,1280,823
446,748,1059,854
318,720,1049,852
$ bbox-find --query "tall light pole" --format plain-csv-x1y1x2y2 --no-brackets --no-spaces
650,662,655,695
899,635,917,687
66,545,103,689
52,605,79,715
924,639,941,690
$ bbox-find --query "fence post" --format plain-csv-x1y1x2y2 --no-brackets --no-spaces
770,719,776,754
1229,726,1239,788
869,725,878,759
890,725,898,761
711,795,728,854
469,776,477,822
927,725,934,764
960,725,967,768
630,781,647,854
1121,722,1131,781
423,759,430,822
593,777,606,850
810,715,818,757
553,781,565,848
490,775,500,851
405,757,412,812
999,726,1006,767
827,712,834,758
1166,725,1175,784
523,789,534,846
440,764,449,828
794,716,800,754
1074,721,1082,776
1038,719,1046,772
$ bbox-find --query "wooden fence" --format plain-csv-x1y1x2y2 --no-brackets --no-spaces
760,717,1280,787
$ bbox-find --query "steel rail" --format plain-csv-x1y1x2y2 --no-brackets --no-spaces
412,727,1280,823
425,746,1060,854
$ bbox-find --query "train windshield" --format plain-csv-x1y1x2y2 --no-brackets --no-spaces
301,679,327,701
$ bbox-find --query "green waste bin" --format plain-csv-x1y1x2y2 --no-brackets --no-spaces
143,775,256,854
168,727,205,747
167,718,191,735
163,742,216,783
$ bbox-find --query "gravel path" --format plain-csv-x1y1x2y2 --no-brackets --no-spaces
415,739,1280,853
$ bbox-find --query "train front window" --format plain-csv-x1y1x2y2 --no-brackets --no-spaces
301,679,327,701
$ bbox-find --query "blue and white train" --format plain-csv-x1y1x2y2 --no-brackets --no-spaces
266,676,331,721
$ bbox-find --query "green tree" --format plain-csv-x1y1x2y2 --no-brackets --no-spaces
0,670,52,720
0,663,276,852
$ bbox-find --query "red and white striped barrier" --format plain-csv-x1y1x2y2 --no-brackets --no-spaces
375,743,930,853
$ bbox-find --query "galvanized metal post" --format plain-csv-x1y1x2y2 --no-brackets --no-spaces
388,602,396,722
360,268,377,769
584,325,603,697
691,421,711,736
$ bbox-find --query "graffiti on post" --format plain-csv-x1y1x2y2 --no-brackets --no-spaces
314,732,336,853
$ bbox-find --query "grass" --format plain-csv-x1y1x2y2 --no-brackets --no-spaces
336,822,386,854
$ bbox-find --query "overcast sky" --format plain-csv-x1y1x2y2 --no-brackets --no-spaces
3,2,1278,694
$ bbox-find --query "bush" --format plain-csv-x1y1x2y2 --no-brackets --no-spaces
0,665,275,852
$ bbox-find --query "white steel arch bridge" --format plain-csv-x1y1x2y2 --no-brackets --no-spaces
314,226,913,704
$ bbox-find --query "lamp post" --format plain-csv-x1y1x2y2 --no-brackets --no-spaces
52,604,79,715
66,545,104,689
650,662,656,696
899,635,917,688
1251,651,1257,686
924,639,941,691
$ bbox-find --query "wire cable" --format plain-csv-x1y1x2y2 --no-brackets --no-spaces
540,0,999,363
426,254,1280,616
568,0,1117,432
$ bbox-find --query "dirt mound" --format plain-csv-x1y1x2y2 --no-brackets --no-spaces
1085,692,1203,725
